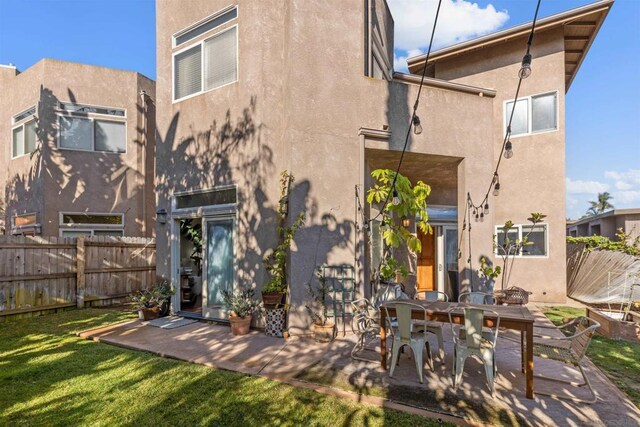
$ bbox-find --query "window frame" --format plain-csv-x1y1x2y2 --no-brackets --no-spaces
11,105,38,159
58,101,126,118
494,223,549,258
172,4,238,48
59,229,125,238
504,91,559,139
172,23,239,103
56,110,127,154
59,212,125,237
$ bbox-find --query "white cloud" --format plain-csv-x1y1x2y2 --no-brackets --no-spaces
388,0,510,70
566,178,609,195
604,169,640,191
616,190,640,205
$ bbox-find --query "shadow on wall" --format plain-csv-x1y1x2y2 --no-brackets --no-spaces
5,85,149,236
155,96,355,327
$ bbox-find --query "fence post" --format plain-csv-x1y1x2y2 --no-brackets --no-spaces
76,237,86,308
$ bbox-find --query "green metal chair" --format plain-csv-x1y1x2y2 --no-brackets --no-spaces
532,316,600,403
383,301,434,383
448,306,500,395
413,291,448,364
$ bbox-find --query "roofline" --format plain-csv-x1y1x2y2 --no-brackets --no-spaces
407,0,614,69
392,72,496,98
567,208,640,226
11,58,156,83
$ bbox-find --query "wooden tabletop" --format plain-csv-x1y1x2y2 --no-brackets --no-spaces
381,300,536,323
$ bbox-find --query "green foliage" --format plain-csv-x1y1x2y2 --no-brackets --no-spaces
263,171,306,294
479,257,501,280
221,288,260,318
129,281,175,310
378,257,409,282
567,228,640,257
179,219,203,272
585,192,614,217
305,268,332,326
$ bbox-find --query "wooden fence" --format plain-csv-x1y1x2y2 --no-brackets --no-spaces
0,236,156,320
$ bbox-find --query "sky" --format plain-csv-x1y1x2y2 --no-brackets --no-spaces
0,0,638,219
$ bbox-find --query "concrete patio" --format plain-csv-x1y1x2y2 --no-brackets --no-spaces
79,306,640,426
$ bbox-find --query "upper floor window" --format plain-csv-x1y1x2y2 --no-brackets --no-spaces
173,6,238,47
12,106,37,159
173,7,238,102
505,92,557,137
495,223,548,257
57,102,126,153
59,212,124,237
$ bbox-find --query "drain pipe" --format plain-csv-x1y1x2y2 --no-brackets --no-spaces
139,90,147,236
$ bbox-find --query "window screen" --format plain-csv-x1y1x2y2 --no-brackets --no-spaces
506,99,528,136
59,116,92,150
59,102,125,117
496,227,519,255
175,7,237,47
95,120,126,153
62,213,123,225
532,93,557,133
12,126,24,157
25,121,37,153
175,188,237,209
174,45,202,100
522,224,547,256
204,26,237,90
13,106,36,123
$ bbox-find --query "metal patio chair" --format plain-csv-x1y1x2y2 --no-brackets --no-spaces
449,306,500,395
413,291,449,364
532,316,601,403
458,291,496,305
384,301,434,383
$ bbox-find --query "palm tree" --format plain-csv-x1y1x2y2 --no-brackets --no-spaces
586,192,614,216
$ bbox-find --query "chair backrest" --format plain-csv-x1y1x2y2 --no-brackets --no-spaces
569,317,600,359
383,301,427,343
374,283,409,308
420,290,449,302
458,291,495,305
448,307,500,349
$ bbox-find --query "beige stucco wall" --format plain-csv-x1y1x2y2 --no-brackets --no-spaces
0,59,156,237
156,0,502,333
431,28,568,302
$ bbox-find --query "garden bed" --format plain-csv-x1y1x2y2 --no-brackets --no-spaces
587,307,640,343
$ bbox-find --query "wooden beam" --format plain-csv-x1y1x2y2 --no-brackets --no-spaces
84,242,156,248
566,50,584,54
0,244,75,249
76,237,86,308
566,61,579,65
0,272,76,283
0,302,76,317
565,36,590,41
567,20,597,26
84,266,156,274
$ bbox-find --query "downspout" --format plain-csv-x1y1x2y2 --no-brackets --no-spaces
139,90,147,236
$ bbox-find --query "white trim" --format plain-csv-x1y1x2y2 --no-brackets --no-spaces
172,24,239,103
56,101,127,119
11,212,38,228
494,223,549,258
171,184,238,216
59,211,125,227
12,105,37,125
59,228,124,237
503,91,559,139
11,118,37,160
56,115,128,154
172,4,237,48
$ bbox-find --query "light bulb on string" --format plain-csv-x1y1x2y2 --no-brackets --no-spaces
519,53,532,79
412,115,423,135
493,182,501,196
504,140,514,159
484,203,489,215
480,212,484,222
392,189,401,206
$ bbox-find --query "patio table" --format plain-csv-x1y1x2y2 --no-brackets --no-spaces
380,301,537,399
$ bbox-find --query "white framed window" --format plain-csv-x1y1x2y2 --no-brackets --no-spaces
57,107,126,154
495,223,548,257
11,106,37,159
59,212,125,237
505,92,558,137
173,5,238,48
172,20,238,102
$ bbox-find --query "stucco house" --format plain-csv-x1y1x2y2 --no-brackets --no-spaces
154,0,612,332
567,208,640,241
0,59,156,237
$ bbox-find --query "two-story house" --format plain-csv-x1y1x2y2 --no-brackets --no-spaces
0,59,156,237
154,0,612,332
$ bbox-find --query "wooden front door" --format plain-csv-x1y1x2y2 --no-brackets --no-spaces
416,230,435,292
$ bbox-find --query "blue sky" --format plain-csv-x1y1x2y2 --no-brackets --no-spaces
0,0,638,219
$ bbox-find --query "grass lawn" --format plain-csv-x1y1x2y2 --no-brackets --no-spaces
0,308,445,427
542,306,640,408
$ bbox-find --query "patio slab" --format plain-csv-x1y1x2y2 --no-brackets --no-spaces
79,307,640,427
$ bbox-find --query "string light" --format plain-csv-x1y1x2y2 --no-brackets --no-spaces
392,190,401,206
412,115,423,135
493,182,501,196
504,140,514,159
484,203,489,215
519,53,532,79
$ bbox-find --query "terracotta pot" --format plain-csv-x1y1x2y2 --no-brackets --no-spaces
262,291,285,306
313,322,335,343
138,307,159,321
229,314,252,336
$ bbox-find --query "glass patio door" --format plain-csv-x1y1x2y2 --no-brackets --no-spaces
202,216,235,319
443,226,459,301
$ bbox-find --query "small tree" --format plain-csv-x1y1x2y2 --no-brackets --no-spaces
305,268,332,326
366,169,432,278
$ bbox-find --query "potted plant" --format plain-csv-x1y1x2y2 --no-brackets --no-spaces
305,268,335,342
262,170,305,306
222,288,260,336
154,281,175,317
130,289,159,320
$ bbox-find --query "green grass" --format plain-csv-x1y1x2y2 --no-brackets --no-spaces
0,308,444,427
542,306,640,408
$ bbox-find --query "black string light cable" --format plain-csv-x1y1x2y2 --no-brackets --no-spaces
464,0,543,274
366,0,443,228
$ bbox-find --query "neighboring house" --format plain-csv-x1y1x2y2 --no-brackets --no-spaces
0,59,156,237
567,209,640,241
154,0,612,332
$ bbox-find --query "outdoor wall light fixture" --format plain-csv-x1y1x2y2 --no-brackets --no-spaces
504,140,514,159
392,190,401,206
519,53,532,79
402,218,411,227
412,115,423,135
156,208,167,225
